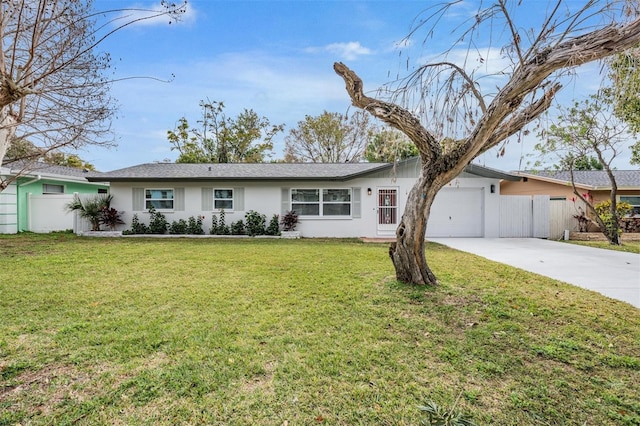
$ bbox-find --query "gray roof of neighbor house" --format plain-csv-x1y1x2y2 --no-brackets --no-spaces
85,159,520,182
515,170,640,189
2,161,97,180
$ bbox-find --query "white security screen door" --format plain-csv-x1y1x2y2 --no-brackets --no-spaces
377,188,398,234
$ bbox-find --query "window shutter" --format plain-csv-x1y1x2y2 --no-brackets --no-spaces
174,187,185,211
202,187,213,210
352,187,361,218
234,187,245,211
281,187,290,216
132,188,144,211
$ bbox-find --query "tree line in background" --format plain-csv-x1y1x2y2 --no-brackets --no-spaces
167,101,419,164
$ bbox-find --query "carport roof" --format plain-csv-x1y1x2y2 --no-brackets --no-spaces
85,159,520,182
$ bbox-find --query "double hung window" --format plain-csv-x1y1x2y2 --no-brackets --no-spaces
214,189,234,210
291,188,351,217
145,189,174,210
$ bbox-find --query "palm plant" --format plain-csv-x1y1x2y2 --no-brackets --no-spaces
66,194,113,231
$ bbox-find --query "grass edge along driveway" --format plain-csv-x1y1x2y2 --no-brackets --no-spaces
1,234,639,425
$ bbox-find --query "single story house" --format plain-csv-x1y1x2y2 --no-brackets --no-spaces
0,162,109,233
85,158,520,238
500,169,640,234
501,170,640,212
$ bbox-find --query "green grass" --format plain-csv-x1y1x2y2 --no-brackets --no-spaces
564,239,640,253
1,234,639,425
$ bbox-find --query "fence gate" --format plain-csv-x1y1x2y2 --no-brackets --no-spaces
499,195,550,238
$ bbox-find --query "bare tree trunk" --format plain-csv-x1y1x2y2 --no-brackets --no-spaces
334,8,640,285
0,107,17,190
605,163,622,246
390,173,443,285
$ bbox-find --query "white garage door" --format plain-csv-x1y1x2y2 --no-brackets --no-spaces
426,188,484,237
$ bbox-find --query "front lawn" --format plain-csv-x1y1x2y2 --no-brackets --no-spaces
1,234,638,425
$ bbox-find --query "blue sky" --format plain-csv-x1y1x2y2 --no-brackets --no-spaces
88,1,626,172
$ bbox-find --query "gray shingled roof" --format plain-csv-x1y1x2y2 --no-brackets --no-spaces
520,170,640,189
4,161,95,180
85,162,393,182
87,161,521,182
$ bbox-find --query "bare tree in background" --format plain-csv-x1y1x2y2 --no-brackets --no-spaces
0,0,185,190
334,0,640,285
284,110,374,163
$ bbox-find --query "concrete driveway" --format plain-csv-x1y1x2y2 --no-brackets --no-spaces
427,238,640,308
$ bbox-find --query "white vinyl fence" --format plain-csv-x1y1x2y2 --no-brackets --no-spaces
0,181,18,233
28,193,92,233
549,198,587,239
499,195,550,238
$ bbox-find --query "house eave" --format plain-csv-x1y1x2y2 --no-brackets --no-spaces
511,171,593,190
87,176,381,183
466,163,520,181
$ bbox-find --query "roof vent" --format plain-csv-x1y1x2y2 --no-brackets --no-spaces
208,166,212,171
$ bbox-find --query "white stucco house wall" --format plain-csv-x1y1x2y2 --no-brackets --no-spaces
85,158,519,238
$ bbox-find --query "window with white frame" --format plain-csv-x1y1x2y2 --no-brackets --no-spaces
42,183,64,194
145,189,174,210
291,188,351,216
322,189,351,215
620,196,640,216
214,189,234,210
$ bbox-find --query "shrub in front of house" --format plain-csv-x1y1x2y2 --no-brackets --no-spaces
148,207,168,234
123,213,149,234
280,210,298,232
187,216,205,235
209,215,218,235
123,207,168,235
266,214,280,236
210,210,230,235
594,200,632,235
125,210,284,237
100,206,125,231
230,220,245,235
245,210,266,236
169,219,188,235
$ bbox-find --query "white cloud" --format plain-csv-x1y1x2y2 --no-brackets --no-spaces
100,51,359,169
306,42,373,61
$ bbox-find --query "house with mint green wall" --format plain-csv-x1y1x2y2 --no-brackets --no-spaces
1,163,108,233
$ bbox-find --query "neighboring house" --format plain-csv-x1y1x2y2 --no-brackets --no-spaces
85,158,520,239
0,162,109,233
501,170,640,234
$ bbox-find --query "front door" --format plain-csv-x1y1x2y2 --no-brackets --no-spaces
377,188,398,235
